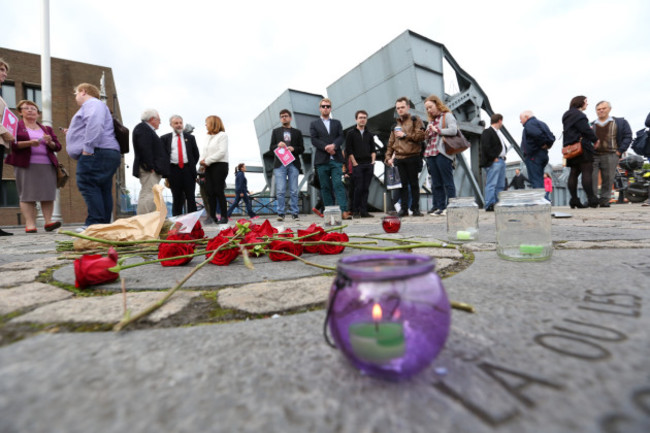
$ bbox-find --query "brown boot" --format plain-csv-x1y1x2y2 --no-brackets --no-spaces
342,211,352,220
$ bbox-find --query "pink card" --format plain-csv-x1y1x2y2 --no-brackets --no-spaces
274,146,295,166
2,107,18,137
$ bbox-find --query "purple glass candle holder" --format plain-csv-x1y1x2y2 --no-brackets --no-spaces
325,253,451,380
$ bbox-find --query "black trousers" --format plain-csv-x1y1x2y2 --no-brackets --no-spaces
168,164,197,216
395,156,421,212
205,162,229,221
352,163,373,213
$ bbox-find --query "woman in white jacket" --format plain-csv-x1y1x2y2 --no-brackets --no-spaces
200,115,229,224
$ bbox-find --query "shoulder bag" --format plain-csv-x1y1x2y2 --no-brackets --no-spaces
562,140,583,159
56,163,69,188
441,114,470,155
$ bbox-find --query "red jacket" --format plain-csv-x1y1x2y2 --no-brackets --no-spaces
4,120,61,168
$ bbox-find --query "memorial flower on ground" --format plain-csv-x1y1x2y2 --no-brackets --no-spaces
74,246,120,289
319,232,349,255
268,239,303,261
205,235,239,266
158,234,195,266
298,224,326,253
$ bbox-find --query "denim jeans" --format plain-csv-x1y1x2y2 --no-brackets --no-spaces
316,160,347,211
274,164,299,215
426,154,456,211
483,158,506,208
524,153,548,189
227,192,256,218
76,148,121,226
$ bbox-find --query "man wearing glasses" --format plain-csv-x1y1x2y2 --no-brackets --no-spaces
309,98,351,219
269,109,304,221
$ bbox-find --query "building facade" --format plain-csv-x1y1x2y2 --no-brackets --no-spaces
0,47,125,225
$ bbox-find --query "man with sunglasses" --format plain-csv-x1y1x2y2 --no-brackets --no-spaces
309,98,351,219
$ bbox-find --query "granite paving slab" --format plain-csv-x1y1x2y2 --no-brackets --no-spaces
0,282,73,315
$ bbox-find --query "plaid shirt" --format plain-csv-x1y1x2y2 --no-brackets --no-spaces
423,116,442,157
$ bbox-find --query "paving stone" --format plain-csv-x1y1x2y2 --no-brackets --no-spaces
0,282,73,315
0,269,43,288
218,275,332,314
557,239,650,249
10,291,201,324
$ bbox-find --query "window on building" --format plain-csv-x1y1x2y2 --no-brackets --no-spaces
24,85,42,107
0,180,19,207
0,82,17,108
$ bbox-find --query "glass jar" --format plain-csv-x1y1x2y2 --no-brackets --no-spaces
323,206,341,226
446,197,479,241
495,189,552,261
325,254,451,380
381,211,401,233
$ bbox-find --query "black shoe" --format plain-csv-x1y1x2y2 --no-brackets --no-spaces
428,208,439,215
217,218,228,224
397,210,408,218
412,210,424,217
599,201,610,208
485,204,494,212
292,214,299,220
353,212,361,219
588,199,599,208
0,228,13,236
277,215,285,221
360,212,374,218
569,198,586,209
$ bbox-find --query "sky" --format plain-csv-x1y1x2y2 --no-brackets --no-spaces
2,0,649,193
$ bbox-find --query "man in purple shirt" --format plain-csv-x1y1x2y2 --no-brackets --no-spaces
65,83,121,229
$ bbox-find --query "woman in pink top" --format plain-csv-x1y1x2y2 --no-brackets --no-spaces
544,172,553,203
4,100,62,232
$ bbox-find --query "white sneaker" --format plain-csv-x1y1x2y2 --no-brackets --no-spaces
394,202,401,212
408,209,413,216
75,226,88,233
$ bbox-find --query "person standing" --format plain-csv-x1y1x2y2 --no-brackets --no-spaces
562,96,599,208
385,97,426,217
309,98,351,220
200,115,229,225
0,57,15,236
269,109,304,221
4,100,62,233
544,172,553,202
345,110,376,218
507,168,529,190
161,115,200,216
133,109,168,214
227,163,257,219
479,114,508,211
520,110,555,189
66,83,121,229
591,101,632,207
423,95,457,216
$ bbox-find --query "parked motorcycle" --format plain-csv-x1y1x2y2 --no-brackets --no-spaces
618,155,650,203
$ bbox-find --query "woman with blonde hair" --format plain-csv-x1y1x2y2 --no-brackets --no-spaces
200,115,229,224
423,94,458,216
4,100,63,232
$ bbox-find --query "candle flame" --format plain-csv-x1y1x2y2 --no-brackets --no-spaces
372,303,382,321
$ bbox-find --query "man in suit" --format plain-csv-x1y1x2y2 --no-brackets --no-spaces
161,115,200,216
309,98,351,219
479,114,508,211
269,109,305,221
133,109,169,214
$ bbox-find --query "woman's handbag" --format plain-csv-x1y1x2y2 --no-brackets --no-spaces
386,165,402,190
562,141,583,159
441,114,470,155
56,163,69,188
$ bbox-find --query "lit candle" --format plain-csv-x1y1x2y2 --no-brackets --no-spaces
382,214,401,233
348,303,405,364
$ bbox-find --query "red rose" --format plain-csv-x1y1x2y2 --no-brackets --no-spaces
255,219,278,237
74,246,120,289
242,231,265,251
277,228,294,238
190,221,205,239
205,235,238,266
218,226,237,238
319,232,349,255
158,234,195,266
268,240,302,261
298,224,325,253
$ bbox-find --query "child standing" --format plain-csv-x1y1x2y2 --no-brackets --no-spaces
227,163,257,219
544,172,553,203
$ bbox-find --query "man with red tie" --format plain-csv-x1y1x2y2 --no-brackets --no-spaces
161,115,200,215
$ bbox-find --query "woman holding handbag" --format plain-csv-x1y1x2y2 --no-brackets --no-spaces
4,100,62,232
423,94,457,216
561,96,599,208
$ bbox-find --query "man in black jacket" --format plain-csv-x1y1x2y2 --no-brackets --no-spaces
479,114,508,211
508,168,529,190
133,109,169,214
520,110,555,189
345,110,377,218
161,115,200,216
269,109,304,221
